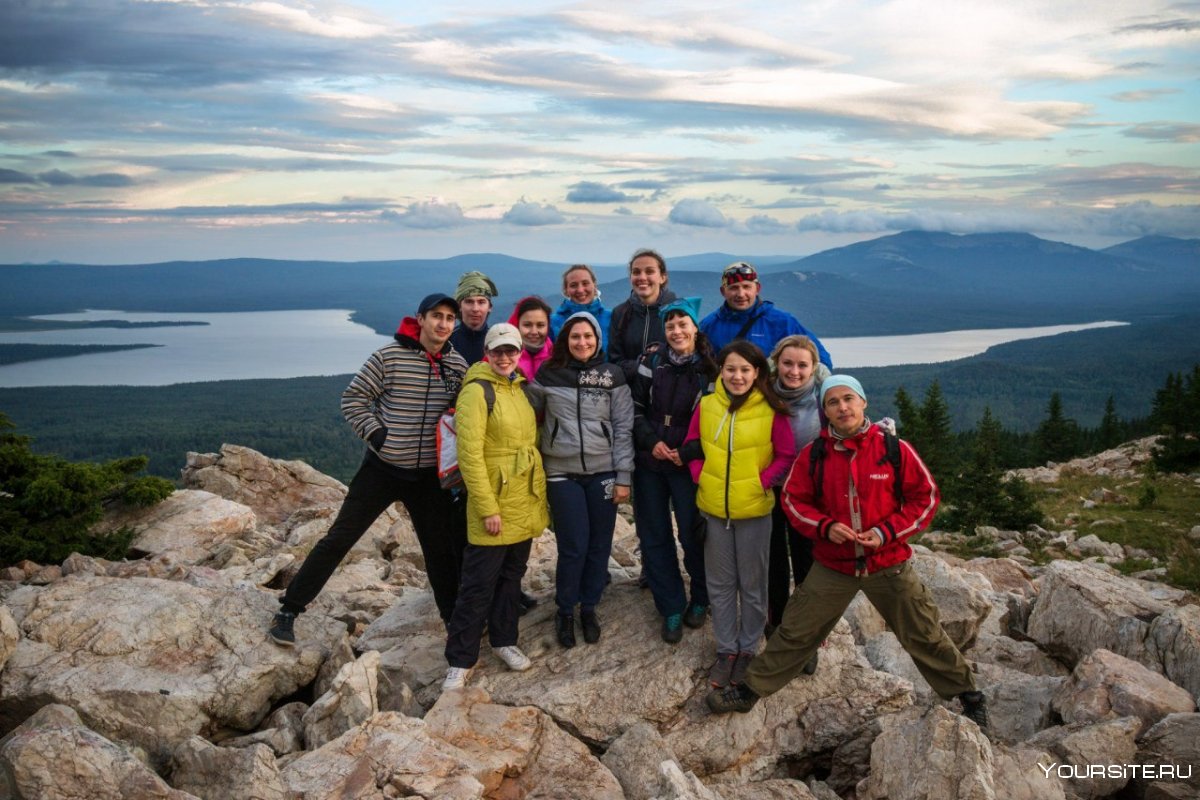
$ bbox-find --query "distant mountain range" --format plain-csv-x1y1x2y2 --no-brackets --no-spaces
1,231,1196,338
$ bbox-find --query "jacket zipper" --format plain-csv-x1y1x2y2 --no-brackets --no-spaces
723,410,735,528
576,370,587,473
847,448,866,576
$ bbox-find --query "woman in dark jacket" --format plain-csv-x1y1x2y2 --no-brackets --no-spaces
608,248,678,383
533,312,635,648
630,296,717,643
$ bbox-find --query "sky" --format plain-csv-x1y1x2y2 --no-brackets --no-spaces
1,0,1198,265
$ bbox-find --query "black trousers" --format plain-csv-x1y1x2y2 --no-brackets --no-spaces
281,451,466,622
444,538,532,668
768,486,815,627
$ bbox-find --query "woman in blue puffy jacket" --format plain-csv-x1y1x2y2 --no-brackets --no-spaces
549,264,613,351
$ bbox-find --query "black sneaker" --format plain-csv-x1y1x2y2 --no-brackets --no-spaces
958,691,990,733
580,608,601,644
556,613,576,648
662,614,684,644
682,602,707,629
802,650,819,675
706,682,759,714
269,611,296,647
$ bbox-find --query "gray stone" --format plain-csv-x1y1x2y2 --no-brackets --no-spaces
170,737,287,800
1052,649,1195,736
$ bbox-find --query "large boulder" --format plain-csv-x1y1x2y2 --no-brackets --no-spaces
0,704,197,800
974,662,1064,744
967,633,1069,677
1131,713,1200,800
302,650,381,749
0,576,345,766
182,445,348,526
1146,604,1200,702
0,605,18,673
170,737,288,800
1026,560,1173,668
909,551,993,650
1052,649,1195,736
91,489,257,564
856,705,994,800
1027,716,1141,799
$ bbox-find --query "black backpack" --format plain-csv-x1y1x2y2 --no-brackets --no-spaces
807,431,904,506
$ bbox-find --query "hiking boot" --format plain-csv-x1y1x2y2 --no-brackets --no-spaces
682,602,707,629
556,613,576,648
709,652,737,688
442,666,471,691
493,645,532,672
958,691,990,733
637,570,649,589
580,608,601,644
518,591,537,616
706,682,760,714
802,650,819,675
731,652,754,685
662,614,684,644
269,611,296,647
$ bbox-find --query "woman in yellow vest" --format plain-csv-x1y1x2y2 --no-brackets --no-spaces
682,339,795,690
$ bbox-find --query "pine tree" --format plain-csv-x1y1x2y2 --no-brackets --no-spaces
1151,365,1200,472
893,386,923,442
1097,395,1122,450
918,381,956,486
1035,392,1081,464
943,407,1044,533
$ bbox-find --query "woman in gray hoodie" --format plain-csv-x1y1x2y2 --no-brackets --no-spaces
532,311,635,648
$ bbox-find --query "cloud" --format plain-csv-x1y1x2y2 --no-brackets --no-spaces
740,214,789,234
502,201,564,226
1123,123,1200,143
669,199,728,228
0,168,36,184
794,201,1200,239
381,200,466,229
1111,88,1180,102
38,169,135,187
566,181,635,203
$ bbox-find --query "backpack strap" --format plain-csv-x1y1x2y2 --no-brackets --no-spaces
876,431,904,505
807,436,827,505
733,304,766,342
462,378,497,415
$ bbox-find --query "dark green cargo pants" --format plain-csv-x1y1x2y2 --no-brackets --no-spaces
744,560,976,700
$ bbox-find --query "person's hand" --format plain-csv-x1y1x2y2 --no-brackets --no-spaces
856,529,883,549
827,522,858,544
484,515,502,535
613,485,631,504
651,442,673,461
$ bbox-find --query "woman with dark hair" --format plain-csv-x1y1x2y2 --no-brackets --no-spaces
608,248,677,382
508,296,553,382
682,339,796,690
550,264,613,350
533,312,635,648
631,296,717,643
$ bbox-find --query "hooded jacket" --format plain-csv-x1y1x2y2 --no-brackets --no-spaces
608,288,679,383
532,314,635,485
455,361,549,545
341,317,467,470
780,422,939,575
700,299,833,368
631,344,712,473
550,297,612,350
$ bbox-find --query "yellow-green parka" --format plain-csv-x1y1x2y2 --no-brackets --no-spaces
455,361,549,545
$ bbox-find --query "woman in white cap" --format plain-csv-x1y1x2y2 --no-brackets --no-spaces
442,322,549,691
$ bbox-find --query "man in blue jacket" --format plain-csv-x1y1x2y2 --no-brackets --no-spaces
700,262,832,368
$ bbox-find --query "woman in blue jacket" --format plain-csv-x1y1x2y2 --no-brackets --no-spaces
631,297,717,643
533,312,635,648
549,264,613,351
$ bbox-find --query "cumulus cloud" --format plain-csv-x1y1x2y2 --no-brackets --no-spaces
740,214,789,234
668,199,728,228
381,200,466,229
566,181,635,203
0,168,36,184
502,201,565,226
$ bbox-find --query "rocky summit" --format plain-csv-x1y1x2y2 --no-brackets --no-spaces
0,443,1197,800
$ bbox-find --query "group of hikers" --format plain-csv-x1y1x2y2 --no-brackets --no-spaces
267,248,990,731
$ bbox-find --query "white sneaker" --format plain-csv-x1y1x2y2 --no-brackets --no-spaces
493,645,532,672
442,666,471,690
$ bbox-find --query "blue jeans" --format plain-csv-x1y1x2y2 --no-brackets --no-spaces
547,472,618,615
633,467,708,617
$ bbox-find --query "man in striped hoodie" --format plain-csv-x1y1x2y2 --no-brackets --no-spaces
270,293,468,646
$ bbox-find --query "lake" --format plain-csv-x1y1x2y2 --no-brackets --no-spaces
0,310,1127,387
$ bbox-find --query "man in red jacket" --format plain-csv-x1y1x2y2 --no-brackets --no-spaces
706,375,989,733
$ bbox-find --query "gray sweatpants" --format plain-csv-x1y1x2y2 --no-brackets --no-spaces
703,512,772,654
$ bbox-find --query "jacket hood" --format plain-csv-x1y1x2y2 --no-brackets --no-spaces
394,316,453,359
555,296,605,316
